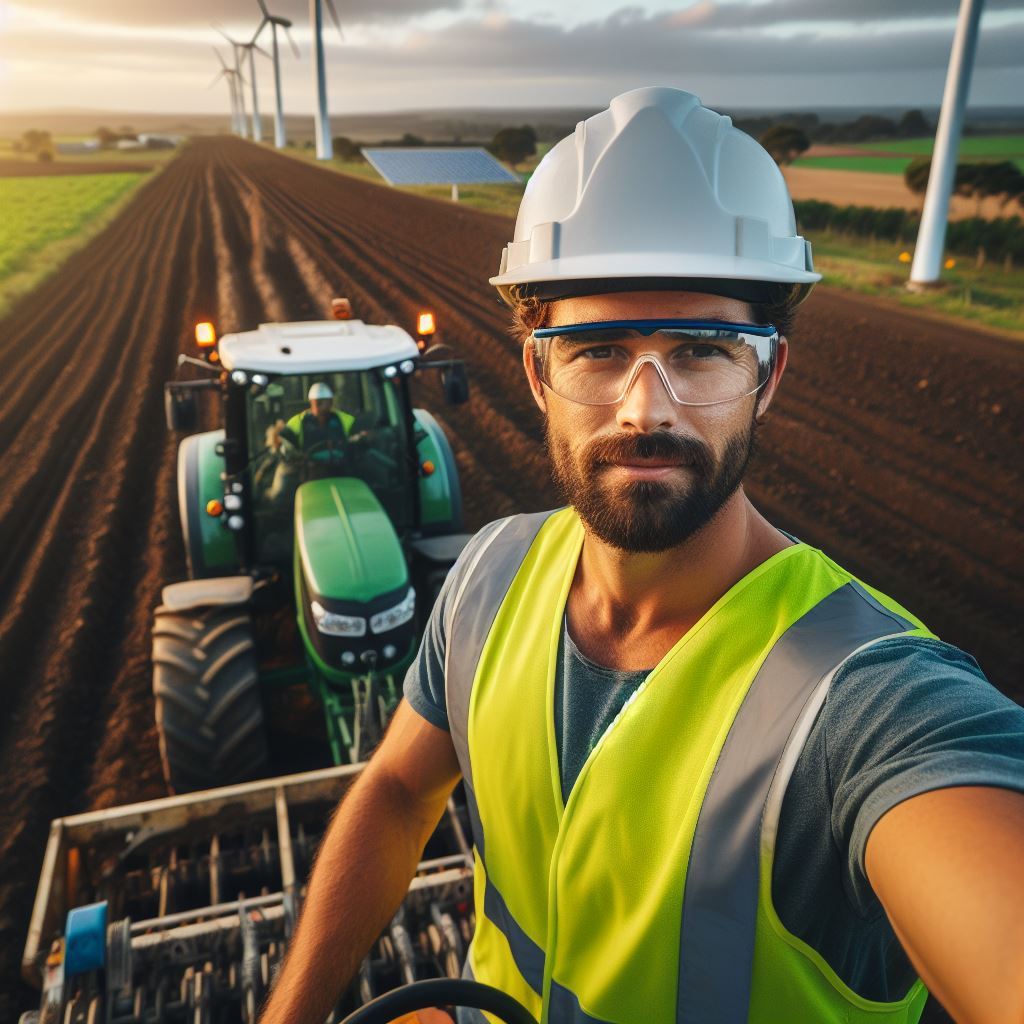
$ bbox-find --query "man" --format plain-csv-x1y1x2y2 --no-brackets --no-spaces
260,89,1024,1024
277,381,355,452
264,382,358,504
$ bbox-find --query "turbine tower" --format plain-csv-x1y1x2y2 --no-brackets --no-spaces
310,0,343,160
253,0,299,150
216,34,250,138
212,49,244,136
220,30,268,142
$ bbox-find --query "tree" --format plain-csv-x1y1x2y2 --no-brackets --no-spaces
898,109,931,138
759,124,810,166
490,125,537,170
904,156,932,197
972,161,1024,211
21,129,52,154
96,126,119,148
332,136,365,162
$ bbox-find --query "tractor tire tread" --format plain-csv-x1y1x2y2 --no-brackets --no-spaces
152,603,268,794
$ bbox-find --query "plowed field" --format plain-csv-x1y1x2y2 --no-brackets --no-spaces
1,137,1020,1020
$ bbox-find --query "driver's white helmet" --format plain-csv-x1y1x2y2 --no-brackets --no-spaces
308,382,333,401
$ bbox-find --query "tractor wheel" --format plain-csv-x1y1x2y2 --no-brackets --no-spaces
152,604,268,793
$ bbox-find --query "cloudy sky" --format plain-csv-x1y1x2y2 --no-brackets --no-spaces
1,0,1022,114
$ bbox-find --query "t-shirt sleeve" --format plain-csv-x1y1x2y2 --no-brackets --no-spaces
402,519,510,732
403,565,457,732
825,636,1024,912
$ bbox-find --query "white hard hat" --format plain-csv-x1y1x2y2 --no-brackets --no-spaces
490,86,820,307
308,382,333,401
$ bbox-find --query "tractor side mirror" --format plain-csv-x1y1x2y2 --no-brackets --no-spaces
164,384,198,433
441,363,469,405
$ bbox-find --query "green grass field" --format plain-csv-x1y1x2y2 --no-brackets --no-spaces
849,134,1024,158
792,155,915,175
810,234,1023,336
794,135,1024,174
0,172,151,317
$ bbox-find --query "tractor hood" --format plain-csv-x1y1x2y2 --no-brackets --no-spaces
294,477,416,681
295,478,407,606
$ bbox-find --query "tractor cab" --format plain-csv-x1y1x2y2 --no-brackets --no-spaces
159,309,471,788
221,322,422,565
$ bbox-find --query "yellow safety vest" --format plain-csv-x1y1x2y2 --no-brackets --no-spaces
443,508,933,1023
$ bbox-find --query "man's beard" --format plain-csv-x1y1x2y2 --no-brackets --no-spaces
546,421,756,553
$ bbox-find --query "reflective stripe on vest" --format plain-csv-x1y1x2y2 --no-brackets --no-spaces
444,509,931,1023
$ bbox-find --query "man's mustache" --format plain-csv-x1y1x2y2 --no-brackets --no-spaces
583,431,714,475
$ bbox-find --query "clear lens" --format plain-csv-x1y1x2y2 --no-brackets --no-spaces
532,326,776,407
311,601,367,637
369,587,416,634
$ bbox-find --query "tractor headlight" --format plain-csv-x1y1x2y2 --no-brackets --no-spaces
370,588,415,634
311,601,366,637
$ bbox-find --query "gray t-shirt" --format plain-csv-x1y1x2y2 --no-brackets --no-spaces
404,538,1024,1006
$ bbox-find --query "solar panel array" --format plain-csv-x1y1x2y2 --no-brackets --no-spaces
361,147,520,186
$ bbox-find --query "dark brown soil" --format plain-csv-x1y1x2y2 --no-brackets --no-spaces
0,137,1019,1022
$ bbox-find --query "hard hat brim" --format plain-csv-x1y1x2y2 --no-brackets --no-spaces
490,254,820,308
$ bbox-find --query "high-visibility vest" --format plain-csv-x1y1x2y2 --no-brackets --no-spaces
286,408,354,447
443,508,933,1023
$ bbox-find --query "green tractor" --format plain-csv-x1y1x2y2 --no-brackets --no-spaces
158,307,471,792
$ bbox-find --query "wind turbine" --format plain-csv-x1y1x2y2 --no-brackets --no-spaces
211,48,244,136
215,33,250,138
219,30,268,142
253,0,299,150
310,0,344,160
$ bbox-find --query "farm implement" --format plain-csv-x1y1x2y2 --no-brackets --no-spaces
20,765,481,1023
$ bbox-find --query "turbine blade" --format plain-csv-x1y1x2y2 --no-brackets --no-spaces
254,0,270,16
252,16,268,43
208,70,227,90
324,0,345,41
284,25,300,58
213,46,229,69
253,43,271,58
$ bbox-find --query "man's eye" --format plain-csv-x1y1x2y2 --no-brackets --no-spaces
675,344,728,360
576,346,624,361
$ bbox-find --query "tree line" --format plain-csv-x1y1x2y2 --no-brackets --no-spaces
794,199,1023,266
903,157,1024,215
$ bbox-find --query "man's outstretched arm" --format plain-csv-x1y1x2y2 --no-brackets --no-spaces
866,786,1024,1024
259,700,462,1024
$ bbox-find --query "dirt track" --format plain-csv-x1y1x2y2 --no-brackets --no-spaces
0,138,1020,1020
782,164,1014,220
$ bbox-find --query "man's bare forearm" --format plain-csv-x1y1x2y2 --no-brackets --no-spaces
259,763,442,1023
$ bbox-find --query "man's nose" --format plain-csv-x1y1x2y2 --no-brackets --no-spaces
615,358,679,433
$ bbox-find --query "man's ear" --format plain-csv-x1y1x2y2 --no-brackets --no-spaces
755,335,788,422
523,341,548,414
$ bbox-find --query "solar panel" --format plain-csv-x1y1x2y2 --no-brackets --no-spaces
361,147,520,186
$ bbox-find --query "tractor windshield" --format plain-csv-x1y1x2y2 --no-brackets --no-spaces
247,369,413,565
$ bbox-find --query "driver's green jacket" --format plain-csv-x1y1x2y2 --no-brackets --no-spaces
282,409,354,449
443,508,932,1024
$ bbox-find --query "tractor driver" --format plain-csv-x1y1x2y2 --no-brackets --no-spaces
259,90,1024,1024
263,383,359,507
276,381,356,454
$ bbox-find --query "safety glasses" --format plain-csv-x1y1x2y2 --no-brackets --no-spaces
531,319,778,408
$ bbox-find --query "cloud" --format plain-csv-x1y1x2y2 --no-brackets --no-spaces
2,2,1021,114
10,0,464,29
367,8,1024,75
703,0,1024,26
